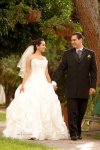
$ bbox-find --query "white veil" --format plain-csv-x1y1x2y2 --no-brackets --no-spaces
17,45,34,78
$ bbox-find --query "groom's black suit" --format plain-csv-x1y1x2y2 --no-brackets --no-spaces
53,48,97,138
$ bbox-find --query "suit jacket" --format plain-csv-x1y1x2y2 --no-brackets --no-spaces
53,48,97,99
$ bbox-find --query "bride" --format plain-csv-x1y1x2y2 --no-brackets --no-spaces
3,38,69,140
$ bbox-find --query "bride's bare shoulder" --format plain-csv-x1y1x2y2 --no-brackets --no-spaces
42,56,47,60
30,54,37,60
26,54,33,62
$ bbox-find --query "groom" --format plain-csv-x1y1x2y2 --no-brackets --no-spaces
52,32,97,140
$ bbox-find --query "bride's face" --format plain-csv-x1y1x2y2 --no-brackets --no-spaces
37,41,46,53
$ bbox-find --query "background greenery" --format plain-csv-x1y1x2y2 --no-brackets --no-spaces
0,0,82,106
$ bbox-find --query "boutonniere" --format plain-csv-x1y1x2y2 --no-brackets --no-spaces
87,54,91,59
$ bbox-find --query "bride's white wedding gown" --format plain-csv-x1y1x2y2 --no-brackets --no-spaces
3,59,69,140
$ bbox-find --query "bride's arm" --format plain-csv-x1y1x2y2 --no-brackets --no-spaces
45,66,51,83
20,56,31,92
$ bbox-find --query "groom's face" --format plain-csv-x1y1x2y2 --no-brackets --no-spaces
71,35,82,49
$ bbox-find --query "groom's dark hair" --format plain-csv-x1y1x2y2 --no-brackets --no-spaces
72,32,83,40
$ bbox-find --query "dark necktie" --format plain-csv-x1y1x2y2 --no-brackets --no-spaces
77,50,82,59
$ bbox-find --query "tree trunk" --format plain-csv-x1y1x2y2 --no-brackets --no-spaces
5,84,13,107
74,0,100,85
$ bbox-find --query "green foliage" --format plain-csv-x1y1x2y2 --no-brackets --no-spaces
0,55,20,86
73,22,83,32
0,0,76,58
39,0,73,20
0,0,83,105
93,134,100,140
86,87,100,116
0,0,42,57
0,55,21,106
0,0,30,35
40,0,73,47
0,0,82,58
6,3,31,28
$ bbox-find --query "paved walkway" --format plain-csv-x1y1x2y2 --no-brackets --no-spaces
0,109,100,150
39,138,100,150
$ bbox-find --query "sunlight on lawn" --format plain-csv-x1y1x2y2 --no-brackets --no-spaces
0,136,57,150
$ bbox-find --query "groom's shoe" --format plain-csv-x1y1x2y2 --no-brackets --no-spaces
77,135,82,140
71,136,77,141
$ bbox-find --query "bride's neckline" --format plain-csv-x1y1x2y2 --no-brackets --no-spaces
32,58,47,61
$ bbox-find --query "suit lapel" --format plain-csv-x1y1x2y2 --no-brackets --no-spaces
79,48,87,62
72,48,87,63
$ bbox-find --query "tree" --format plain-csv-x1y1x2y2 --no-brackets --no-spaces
0,0,42,57
74,0,100,85
0,0,74,68
0,55,21,106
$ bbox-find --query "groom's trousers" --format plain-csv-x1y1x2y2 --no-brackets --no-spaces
67,98,88,137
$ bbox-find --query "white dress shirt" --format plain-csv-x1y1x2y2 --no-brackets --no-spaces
76,47,83,53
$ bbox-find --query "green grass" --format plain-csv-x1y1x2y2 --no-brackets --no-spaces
88,134,100,140
84,134,100,140
94,134,100,139
0,112,6,121
0,136,57,150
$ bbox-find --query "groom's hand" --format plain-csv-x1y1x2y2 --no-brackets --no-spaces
89,88,96,95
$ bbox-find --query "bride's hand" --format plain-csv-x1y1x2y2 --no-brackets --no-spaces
53,85,58,91
20,84,24,93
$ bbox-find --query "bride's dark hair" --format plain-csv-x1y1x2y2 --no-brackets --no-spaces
31,38,44,53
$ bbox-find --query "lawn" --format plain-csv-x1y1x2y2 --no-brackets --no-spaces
0,136,57,150
94,134,100,139
85,134,100,140
0,112,6,121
